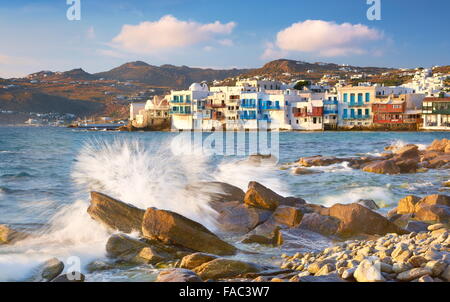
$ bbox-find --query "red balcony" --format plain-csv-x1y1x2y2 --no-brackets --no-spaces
372,103,405,114
206,103,226,109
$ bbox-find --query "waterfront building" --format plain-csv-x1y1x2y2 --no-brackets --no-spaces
131,96,170,129
290,98,324,131
422,97,450,130
129,102,146,121
323,94,339,129
372,93,424,128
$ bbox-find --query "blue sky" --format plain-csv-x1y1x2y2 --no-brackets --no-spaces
0,0,449,77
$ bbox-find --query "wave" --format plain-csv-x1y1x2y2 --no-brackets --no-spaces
318,185,395,208
1,172,34,179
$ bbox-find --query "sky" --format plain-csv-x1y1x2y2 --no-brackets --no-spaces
0,0,449,78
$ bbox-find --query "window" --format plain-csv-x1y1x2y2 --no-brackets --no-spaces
358,93,363,103
343,109,348,116
365,109,370,116
343,93,348,102
365,92,370,102
350,93,355,103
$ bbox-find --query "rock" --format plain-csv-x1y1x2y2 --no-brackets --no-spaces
425,260,447,276
397,195,421,214
394,158,419,173
86,260,114,272
354,259,385,282
271,206,303,227
298,213,340,236
427,139,449,153
156,268,202,282
280,196,307,207
292,167,319,175
88,192,145,234
407,255,428,267
442,181,450,188
215,201,272,233
40,258,65,282
180,253,218,270
405,221,429,233
341,268,356,280
241,221,283,246
418,275,434,282
186,181,245,203
307,260,336,275
397,267,432,281
138,247,169,264
298,156,346,167
421,151,443,162
357,199,379,210
428,155,450,169
441,265,450,281
0,224,28,244
393,262,413,274
362,160,400,175
299,272,345,282
142,207,236,256
394,144,419,159
415,204,450,223
193,258,261,280
328,203,407,237
243,181,285,210
415,194,450,210
52,272,85,282
428,223,446,231
392,244,412,263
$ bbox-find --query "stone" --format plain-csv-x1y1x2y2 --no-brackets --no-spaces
193,258,261,280
40,258,65,282
88,192,145,234
428,223,446,231
215,201,272,233
315,264,335,276
156,268,202,282
51,272,85,282
415,204,450,223
395,158,419,173
298,213,340,236
0,224,28,244
428,155,450,169
415,194,450,211
328,203,407,237
425,260,447,276
391,244,412,263
299,272,345,282
271,206,303,227
421,151,443,162
393,262,413,274
407,255,428,267
357,199,379,210
362,160,400,175
394,144,419,160
354,259,385,282
441,265,450,281
405,221,429,233
243,181,285,210
241,221,283,246
298,156,347,167
396,267,432,281
427,139,449,152
397,195,421,214
185,181,245,203
137,247,168,264
86,260,114,272
142,207,236,256
418,275,434,282
179,253,218,270
307,260,336,275
341,268,356,280
292,167,319,175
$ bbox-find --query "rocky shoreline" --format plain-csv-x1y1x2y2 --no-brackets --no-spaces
1,139,449,282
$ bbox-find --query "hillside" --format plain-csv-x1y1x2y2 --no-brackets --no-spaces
95,61,250,88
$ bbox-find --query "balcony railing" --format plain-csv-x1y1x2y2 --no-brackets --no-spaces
170,99,191,104
240,103,256,108
343,114,370,120
259,105,281,110
324,109,338,114
348,101,366,107
205,103,226,109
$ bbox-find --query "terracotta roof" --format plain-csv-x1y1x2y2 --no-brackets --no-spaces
423,97,450,102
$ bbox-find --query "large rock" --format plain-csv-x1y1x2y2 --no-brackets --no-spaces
299,272,345,282
354,259,385,282
271,206,303,227
328,203,407,237
156,268,202,282
241,221,283,246
193,258,261,280
88,192,145,234
357,199,379,210
39,258,65,282
427,139,449,153
394,144,419,160
428,155,450,169
243,181,284,210
397,268,433,281
142,207,236,256
299,213,340,236
298,156,347,167
421,151,443,162
52,272,86,282
397,195,421,214
415,194,450,211
362,160,400,175
0,225,28,244
214,201,272,233
394,158,419,173
185,181,245,203
414,205,450,223
180,253,218,270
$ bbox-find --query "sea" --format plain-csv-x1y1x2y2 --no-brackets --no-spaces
0,126,448,281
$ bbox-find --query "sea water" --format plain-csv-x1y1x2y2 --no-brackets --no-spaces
0,126,448,281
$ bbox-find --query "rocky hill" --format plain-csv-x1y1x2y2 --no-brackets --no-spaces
95,61,250,88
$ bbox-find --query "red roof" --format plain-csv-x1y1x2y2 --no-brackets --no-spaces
423,97,450,102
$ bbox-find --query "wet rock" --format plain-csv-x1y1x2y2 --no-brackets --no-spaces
86,260,114,272
397,267,432,281
0,225,28,244
40,258,65,282
405,221,429,233
395,158,419,173
271,206,303,227
180,253,217,270
156,268,202,282
214,201,272,234
88,192,145,234
298,213,340,236
193,258,261,280
142,207,236,256
186,181,245,203
243,181,285,210
328,203,407,237
354,259,385,282
357,199,379,210
397,195,421,214
421,151,444,162
298,155,347,167
52,272,85,282
427,138,450,153
292,167,320,175
428,155,450,169
241,221,283,246
394,144,419,160
362,160,400,175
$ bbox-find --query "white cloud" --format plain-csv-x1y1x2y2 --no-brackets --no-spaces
111,15,236,54
264,20,384,58
218,39,234,47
